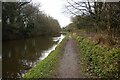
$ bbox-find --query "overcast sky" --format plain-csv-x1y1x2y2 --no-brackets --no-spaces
32,0,71,27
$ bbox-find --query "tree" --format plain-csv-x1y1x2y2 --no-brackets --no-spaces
65,0,120,45
2,2,29,40
2,2,61,40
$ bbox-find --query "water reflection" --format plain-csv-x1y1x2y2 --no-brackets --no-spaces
2,35,64,78
39,35,64,60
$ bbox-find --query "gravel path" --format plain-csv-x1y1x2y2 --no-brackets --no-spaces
56,37,82,78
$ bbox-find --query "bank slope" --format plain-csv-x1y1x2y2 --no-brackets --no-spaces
23,36,67,78
75,35,120,78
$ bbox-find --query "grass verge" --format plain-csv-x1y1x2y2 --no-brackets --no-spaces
74,34,120,78
23,36,68,78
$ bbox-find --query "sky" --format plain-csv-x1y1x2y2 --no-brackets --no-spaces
32,0,71,27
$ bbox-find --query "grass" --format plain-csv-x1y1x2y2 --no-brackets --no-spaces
23,35,68,78
75,34,120,78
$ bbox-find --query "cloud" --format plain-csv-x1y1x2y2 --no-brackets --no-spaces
32,0,71,27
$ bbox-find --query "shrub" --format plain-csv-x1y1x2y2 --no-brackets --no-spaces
76,36,120,78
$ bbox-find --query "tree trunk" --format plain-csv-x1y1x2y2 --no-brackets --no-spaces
106,3,114,45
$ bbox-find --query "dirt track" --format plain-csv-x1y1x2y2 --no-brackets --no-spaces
56,37,82,78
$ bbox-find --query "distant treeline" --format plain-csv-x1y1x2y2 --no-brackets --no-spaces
64,1,120,45
2,2,61,41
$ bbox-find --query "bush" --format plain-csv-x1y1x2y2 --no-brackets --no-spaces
76,36,120,78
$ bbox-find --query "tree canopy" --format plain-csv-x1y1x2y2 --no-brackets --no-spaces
2,2,61,41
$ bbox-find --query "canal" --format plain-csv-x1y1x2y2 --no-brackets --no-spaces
2,34,64,78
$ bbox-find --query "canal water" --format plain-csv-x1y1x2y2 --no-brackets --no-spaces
2,34,64,78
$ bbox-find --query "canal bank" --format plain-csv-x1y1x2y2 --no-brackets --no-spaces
23,35,68,78
3,34,65,78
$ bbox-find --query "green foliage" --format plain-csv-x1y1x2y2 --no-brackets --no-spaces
76,36,120,78
71,15,94,30
65,23,76,32
23,36,67,78
2,2,61,41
